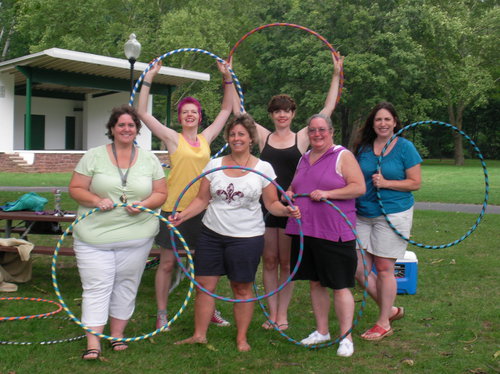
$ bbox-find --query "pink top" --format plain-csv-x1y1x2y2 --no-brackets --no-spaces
285,146,356,242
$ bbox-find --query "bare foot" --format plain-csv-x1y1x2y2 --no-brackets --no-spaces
174,336,207,345
237,340,251,352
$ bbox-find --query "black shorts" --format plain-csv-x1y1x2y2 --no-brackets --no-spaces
195,225,264,283
155,210,204,250
264,212,289,229
290,235,357,290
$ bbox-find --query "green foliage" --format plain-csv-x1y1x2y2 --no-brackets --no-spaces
1,0,498,158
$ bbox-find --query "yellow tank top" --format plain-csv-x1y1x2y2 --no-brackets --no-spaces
163,134,210,211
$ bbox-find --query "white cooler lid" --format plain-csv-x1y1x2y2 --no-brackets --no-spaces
396,250,418,263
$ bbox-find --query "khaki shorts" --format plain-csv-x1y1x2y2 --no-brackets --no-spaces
356,207,413,259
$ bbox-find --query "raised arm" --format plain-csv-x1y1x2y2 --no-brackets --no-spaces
297,54,344,152
319,54,344,117
201,61,234,144
136,61,179,152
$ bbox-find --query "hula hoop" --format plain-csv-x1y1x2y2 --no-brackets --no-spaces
0,297,63,321
256,195,369,349
229,23,343,105
128,48,246,161
170,165,304,303
377,120,489,249
51,204,195,342
0,316,85,345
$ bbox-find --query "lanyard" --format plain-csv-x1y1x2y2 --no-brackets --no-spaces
111,143,135,202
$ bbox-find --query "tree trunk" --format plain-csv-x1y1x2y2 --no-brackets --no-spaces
448,103,465,166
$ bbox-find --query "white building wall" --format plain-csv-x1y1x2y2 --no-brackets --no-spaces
13,96,83,150
9,91,152,151
84,92,152,150
0,72,15,151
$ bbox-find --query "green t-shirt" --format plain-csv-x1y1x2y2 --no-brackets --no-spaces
73,145,165,245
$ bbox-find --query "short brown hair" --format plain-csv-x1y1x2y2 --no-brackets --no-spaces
267,94,297,113
105,105,142,140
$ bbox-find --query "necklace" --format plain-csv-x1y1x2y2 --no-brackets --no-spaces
111,143,136,203
230,153,251,173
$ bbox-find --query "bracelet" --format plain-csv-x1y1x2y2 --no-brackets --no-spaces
142,81,152,87
224,81,233,85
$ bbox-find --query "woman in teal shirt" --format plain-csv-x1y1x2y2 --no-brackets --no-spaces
352,102,422,341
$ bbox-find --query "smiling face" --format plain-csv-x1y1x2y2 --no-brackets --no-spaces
228,124,252,154
270,109,295,129
373,108,397,139
307,117,333,151
112,114,137,144
179,103,200,128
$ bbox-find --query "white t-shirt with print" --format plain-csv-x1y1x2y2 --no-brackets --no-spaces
202,157,277,237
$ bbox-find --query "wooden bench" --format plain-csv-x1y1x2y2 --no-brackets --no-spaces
0,245,192,258
1,245,193,292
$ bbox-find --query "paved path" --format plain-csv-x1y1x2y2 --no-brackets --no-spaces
414,202,500,215
1,186,498,214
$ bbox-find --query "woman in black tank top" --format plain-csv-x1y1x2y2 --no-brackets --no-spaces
230,55,344,329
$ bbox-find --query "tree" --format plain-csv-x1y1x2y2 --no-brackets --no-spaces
400,0,497,164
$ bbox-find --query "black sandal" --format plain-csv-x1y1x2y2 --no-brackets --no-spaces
110,341,128,351
82,348,101,360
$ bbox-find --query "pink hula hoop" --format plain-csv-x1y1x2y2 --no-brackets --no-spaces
229,23,344,104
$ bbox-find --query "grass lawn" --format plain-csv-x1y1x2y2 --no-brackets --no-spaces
0,211,498,373
0,160,498,373
0,159,498,207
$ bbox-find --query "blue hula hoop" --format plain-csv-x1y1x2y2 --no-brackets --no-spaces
51,204,195,342
0,315,85,345
170,165,304,303
128,48,246,163
377,120,489,249
256,194,369,349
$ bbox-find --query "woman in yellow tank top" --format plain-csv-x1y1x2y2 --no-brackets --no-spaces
137,60,235,330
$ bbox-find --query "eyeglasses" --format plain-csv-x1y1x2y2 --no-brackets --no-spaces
307,127,330,134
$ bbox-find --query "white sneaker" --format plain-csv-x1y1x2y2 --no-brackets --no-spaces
337,338,354,357
300,330,331,345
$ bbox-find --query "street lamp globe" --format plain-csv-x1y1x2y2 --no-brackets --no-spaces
124,33,141,95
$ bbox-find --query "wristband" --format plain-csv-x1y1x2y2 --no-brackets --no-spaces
142,81,152,87
224,81,233,85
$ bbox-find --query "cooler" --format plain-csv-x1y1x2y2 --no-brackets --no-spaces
395,250,418,295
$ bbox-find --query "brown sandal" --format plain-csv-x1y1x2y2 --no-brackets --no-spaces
82,348,101,360
110,341,128,351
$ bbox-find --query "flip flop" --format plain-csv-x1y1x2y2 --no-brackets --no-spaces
110,341,129,351
278,323,289,331
361,324,393,341
262,320,276,330
389,307,405,322
82,348,101,360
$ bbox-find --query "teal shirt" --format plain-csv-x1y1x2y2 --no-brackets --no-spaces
73,145,165,245
356,137,422,218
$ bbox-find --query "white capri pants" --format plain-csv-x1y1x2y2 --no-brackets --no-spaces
74,237,153,326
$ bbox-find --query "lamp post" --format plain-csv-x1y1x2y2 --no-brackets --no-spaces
124,33,141,96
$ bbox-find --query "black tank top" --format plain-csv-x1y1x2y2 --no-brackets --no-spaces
260,133,302,191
